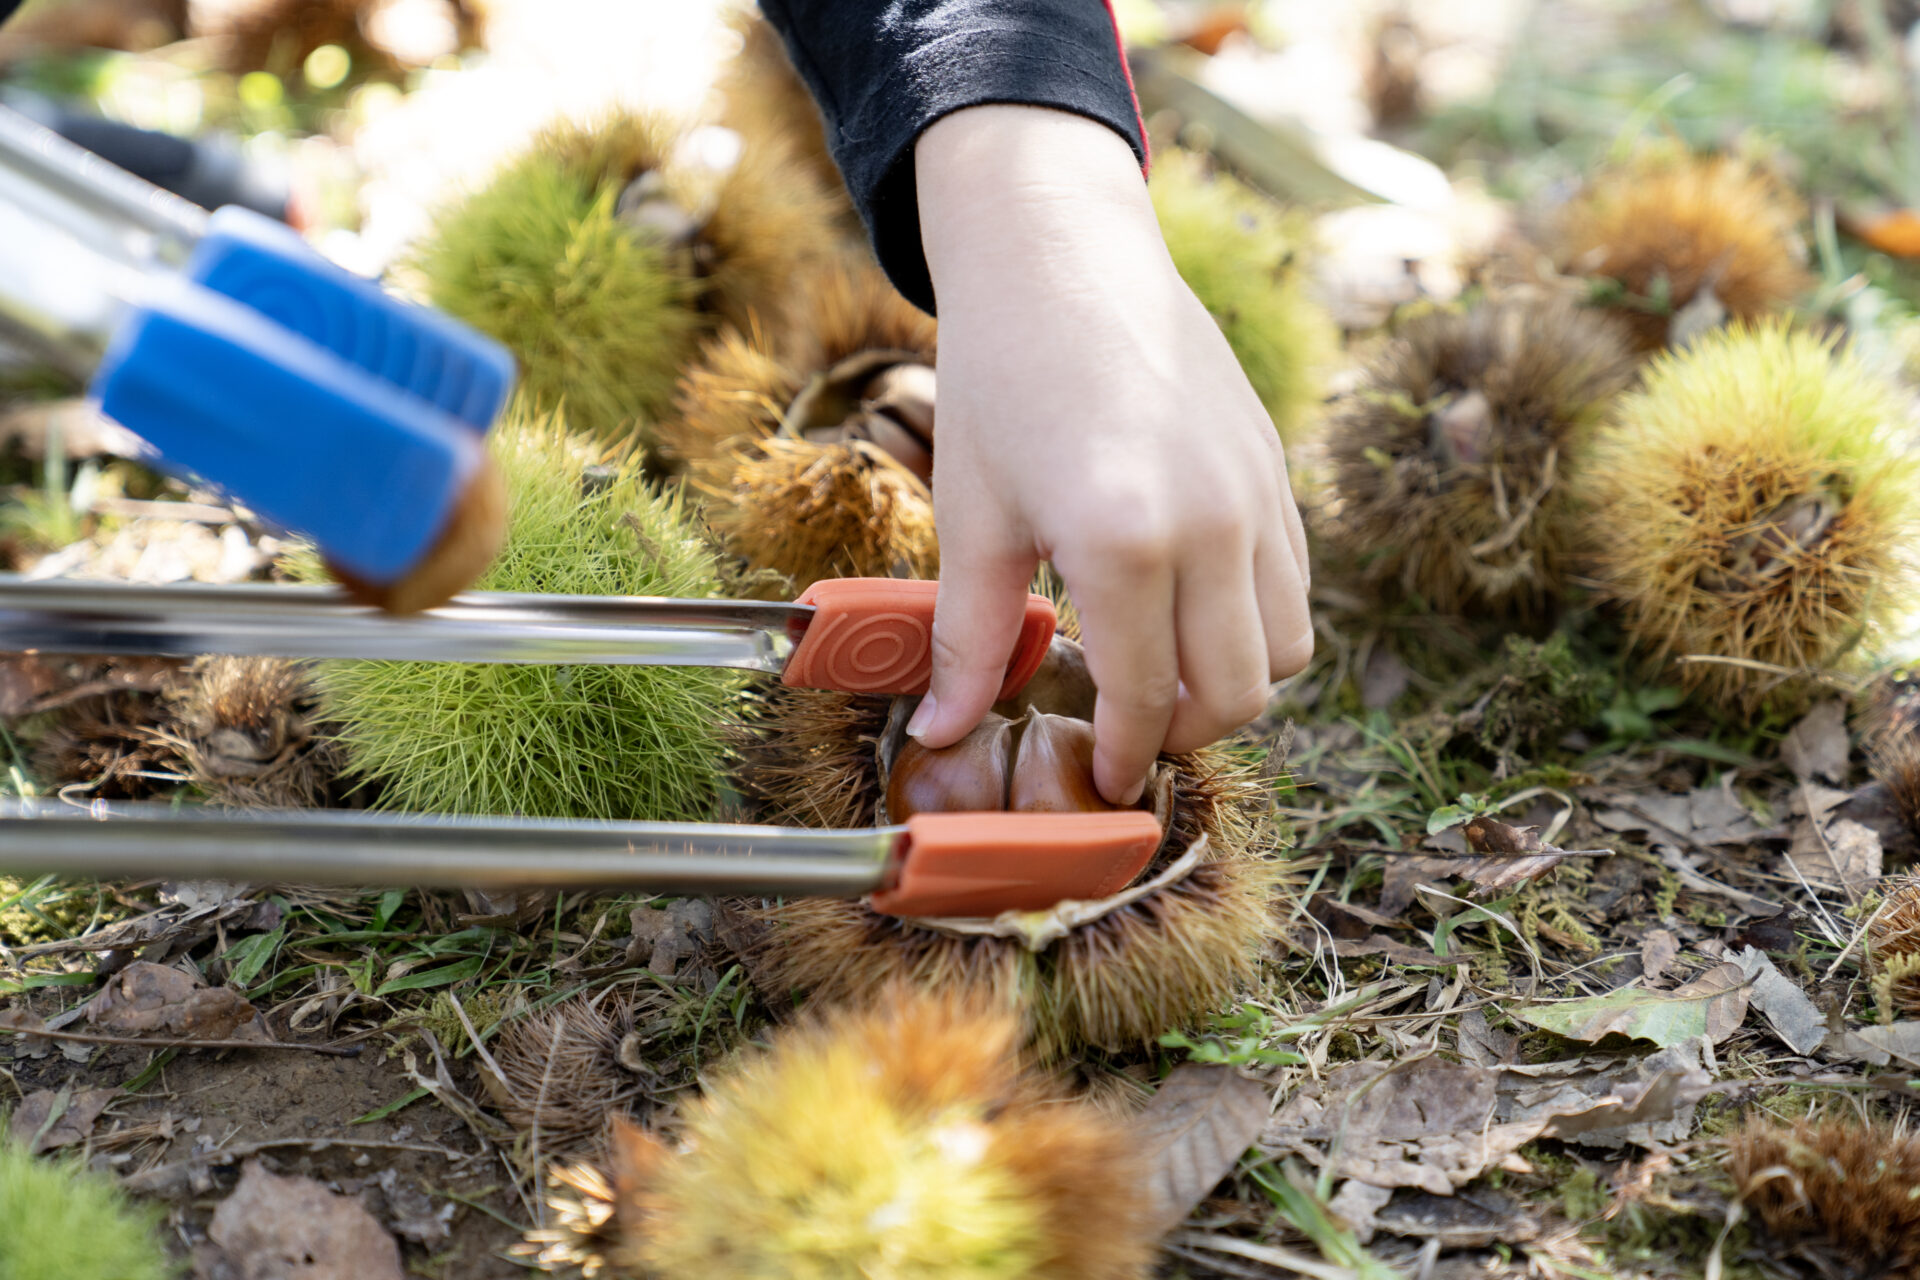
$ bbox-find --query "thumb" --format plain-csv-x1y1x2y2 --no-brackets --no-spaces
907,543,1040,749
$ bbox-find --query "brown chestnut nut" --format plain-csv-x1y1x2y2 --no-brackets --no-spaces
884,713,1014,820
861,361,936,445
1008,710,1119,813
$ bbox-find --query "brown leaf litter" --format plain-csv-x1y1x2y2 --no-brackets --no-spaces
199,1160,407,1280
1459,813,1613,898
85,961,256,1040
1129,1063,1273,1236
1263,1052,1713,1197
9,1082,116,1153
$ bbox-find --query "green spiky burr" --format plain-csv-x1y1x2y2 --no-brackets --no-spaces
302,411,739,821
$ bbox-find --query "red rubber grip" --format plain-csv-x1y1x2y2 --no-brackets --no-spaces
781,578,1056,698
871,811,1163,918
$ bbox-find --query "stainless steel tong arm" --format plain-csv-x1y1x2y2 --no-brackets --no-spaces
0,577,809,672
0,799,898,896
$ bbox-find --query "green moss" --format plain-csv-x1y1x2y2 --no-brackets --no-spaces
1150,149,1339,443
304,413,738,820
0,878,99,945
0,1138,176,1280
411,152,702,445
1559,1164,1607,1220
1479,634,1611,755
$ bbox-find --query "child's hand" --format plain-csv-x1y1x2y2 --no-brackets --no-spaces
909,104,1313,805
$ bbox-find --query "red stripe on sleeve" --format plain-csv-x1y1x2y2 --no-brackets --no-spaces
1100,0,1151,175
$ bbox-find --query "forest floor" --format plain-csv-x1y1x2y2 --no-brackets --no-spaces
7,1,1920,1277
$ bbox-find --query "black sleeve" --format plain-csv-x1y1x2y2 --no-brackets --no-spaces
0,1,20,24
757,0,1148,313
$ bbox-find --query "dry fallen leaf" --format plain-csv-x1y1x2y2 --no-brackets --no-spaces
1784,814,1882,895
1641,929,1680,986
627,900,716,978
1264,1058,1539,1195
1379,854,1473,918
1495,1039,1713,1150
85,961,255,1040
1458,815,1610,899
1512,962,1750,1048
1734,945,1826,1056
9,1084,115,1153
1828,1021,1920,1071
1782,700,1851,784
206,1161,406,1280
1132,1064,1271,1235
1374,1188,1542,1248
1594,782,1769,848
1325,1180,1393,1244
0,1006,54,1059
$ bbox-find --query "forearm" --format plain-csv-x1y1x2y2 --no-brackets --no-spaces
917,105,1169,319
756,0,1147,311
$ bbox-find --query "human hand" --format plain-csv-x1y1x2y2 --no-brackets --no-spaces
908,104,1313,805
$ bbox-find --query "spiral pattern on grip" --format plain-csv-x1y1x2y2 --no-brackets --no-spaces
800,610,932,693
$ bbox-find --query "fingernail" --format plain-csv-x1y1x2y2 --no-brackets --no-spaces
1120,777,1147,806
906,693,939,741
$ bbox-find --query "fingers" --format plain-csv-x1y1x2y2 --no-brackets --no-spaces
906,539,1041,749
1067,539,1179,805
1162,536,1268,755
1255,518,1315,680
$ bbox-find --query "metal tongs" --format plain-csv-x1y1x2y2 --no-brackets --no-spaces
0,577,1164,917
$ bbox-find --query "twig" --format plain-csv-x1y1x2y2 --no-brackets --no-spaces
88,497,241,524
1825,898,1884,983
445,991,514,1102
0,1024,359,1056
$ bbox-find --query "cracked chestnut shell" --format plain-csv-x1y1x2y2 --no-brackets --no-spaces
1008,710,1117,814
884,714,1014,821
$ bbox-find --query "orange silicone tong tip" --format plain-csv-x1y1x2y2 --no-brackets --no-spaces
782,578,1055,698
870,810,1164,918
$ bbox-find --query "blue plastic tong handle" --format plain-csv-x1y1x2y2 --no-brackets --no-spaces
91,206,516,586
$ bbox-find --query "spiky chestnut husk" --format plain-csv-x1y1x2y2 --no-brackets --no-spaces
413,126,699,445
412,113,836,446
526,985,1154,1280
538,115,840,341
1862,672,1920,841
161,656,344,809
1868,872,1920,1015
1325,293,1637,616
1725,1115,1920,1274
1554,146,1812,352
656,264,936,475
698,436,939,590
1574,321,1920,714
28,657,188,800
714,9,850,221
1149,148,1338,444
660,265,939,590
298,412,737,820
730,687,1287,1060
484,994,641,1160
0,1138,175,1280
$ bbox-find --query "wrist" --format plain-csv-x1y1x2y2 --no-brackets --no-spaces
915,105,1163,303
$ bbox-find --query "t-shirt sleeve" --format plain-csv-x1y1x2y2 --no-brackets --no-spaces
756,0,1148,313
